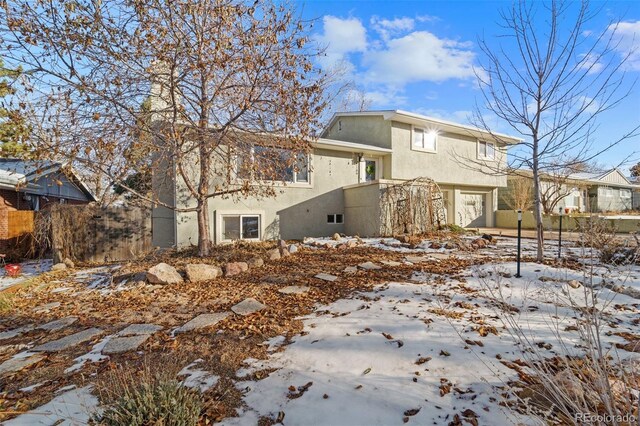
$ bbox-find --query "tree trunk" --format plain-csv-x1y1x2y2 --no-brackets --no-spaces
196,197,211,257
532,167,544,262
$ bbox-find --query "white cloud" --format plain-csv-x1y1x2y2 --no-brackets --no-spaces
415,108,472,124
608,20,640,71
370,16,415,41
577,52,605,75
363,31,477,85
416,15,440,24
578,95,600,114
315,16,367,67
364,89,408,107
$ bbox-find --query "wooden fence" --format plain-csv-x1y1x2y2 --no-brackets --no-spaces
51,205,152,263
0,210,35,257
7,210,35,239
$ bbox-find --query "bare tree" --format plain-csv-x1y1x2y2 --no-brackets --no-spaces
501,175,534,211
472,0,639,261
1,0,328,256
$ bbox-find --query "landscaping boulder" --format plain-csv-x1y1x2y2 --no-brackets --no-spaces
51,263,67,272
481,234,494,242
147,263,183,285
332,233,341,241
63,258,75,268
247,257,265,268
267,248,281,260
346,239,358,248
225,262,248,277
471,238,488,249
288,244,298,254
185,264,221,282
567,279,581,289
232,298,267,316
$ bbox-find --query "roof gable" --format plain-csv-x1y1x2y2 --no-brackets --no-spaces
322,110,522,145
0,159,96,201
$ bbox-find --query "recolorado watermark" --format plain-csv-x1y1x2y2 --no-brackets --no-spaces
575,413,637,423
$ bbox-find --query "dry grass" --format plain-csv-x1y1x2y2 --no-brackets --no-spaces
0,294,13,314
94,359,201,426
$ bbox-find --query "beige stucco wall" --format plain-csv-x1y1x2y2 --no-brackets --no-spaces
344,183,383,237
151,156,177,247
343,181,496,237
323,116,392,149
388,121,507,187
173,148,361,246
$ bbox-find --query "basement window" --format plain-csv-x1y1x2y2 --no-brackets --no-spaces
327,214,344,224
222,214,260,241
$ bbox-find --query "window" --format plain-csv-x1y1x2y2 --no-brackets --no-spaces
222,214,261,241
478,141,495,159
360,157,380,182
412,127,437,152
236,146,310,184
365,160,376,181
327,214,344,224
621,189,631,199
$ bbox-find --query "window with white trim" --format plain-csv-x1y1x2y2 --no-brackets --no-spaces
478,141,495,159
221,214,261,241
327,214,344,224
236,146,309,184
620,189,631,199
412,127,437,152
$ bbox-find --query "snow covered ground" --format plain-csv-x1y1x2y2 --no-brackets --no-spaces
0,259,52,291
4,236,638,425
224,241,639,425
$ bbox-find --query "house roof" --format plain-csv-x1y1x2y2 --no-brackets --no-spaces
512,167,639,189
314,138,393,155
0,158,96,201
322,110,523,145
568,168,634,187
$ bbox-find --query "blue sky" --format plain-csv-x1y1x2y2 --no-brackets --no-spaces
298,0,640,174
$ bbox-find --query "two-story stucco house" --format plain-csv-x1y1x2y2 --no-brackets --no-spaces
152,110,520,248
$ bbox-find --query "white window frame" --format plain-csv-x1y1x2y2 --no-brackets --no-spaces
234,146,312,187
477,140,496,160
411,125,437,153
359,156,382,183
215,210,265,244
620,188,631,199
327,213,344,224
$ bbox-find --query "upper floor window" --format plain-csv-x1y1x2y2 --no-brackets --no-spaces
478,141,495,160
412,127,437,152
236,146,309,184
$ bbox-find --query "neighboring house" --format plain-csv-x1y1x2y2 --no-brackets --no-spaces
575,169,638,212
499,168,639,213
0,159,96,252
152,110,520,248
0,159,95,210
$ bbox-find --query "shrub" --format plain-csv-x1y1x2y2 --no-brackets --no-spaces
444,223,466,234
0,294,13,314
93,366,202,426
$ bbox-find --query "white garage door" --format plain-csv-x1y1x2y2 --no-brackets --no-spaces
459,193,486,227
